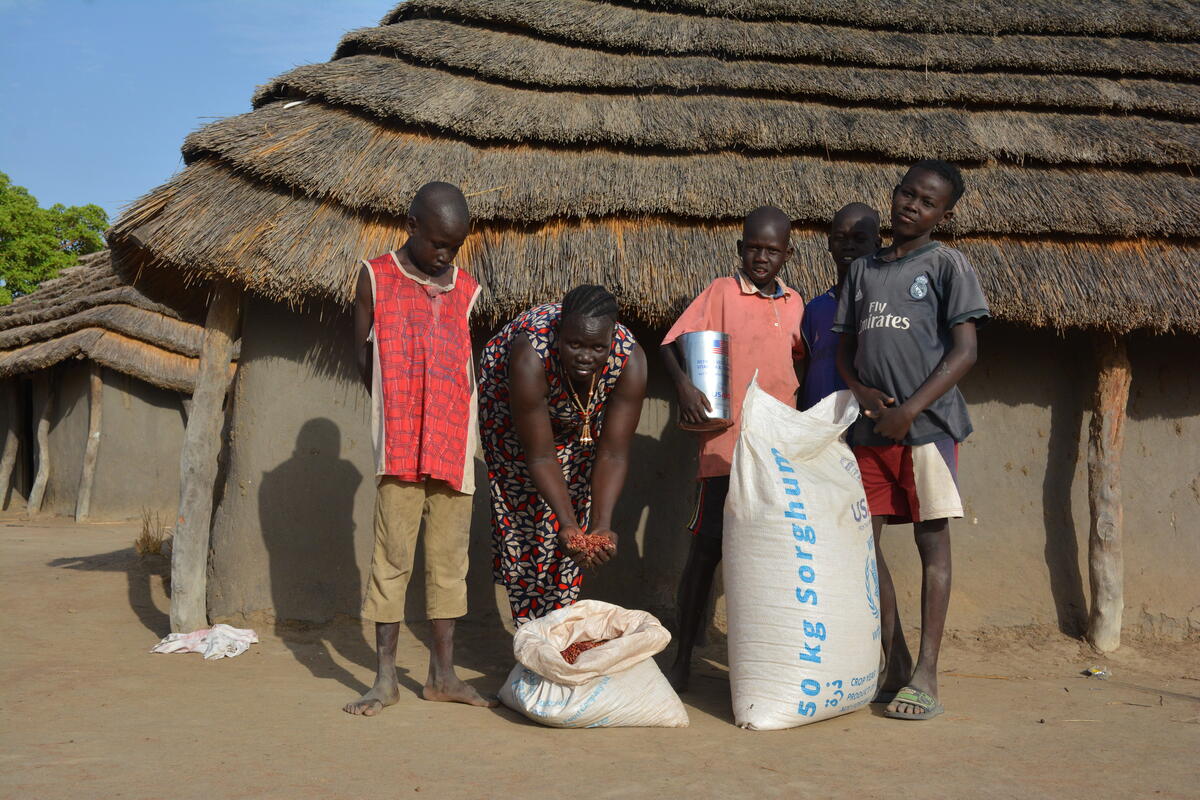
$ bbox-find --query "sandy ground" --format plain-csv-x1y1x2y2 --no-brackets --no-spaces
1,516,1197,800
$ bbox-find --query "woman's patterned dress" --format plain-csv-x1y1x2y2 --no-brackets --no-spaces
478,303,637,624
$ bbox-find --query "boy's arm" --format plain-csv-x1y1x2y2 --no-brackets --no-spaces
660,342,713,425
353,265,373,391
794,357,806,407
794,314,810,407
870,321,978,442
836,333,893,417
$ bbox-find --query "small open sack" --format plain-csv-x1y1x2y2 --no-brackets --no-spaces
499,600,689,728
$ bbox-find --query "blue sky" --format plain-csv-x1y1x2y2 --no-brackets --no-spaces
0,0,386,220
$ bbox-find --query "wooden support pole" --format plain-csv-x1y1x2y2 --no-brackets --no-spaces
26,373,52,516
1086,334,1131,653
0,381,19,510
75,363,104,522
171,284,242,633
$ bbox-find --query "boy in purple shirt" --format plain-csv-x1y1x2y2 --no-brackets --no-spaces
799,203,881,410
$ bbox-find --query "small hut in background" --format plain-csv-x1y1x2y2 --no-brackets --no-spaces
0,252,233,520
42,0,1198,643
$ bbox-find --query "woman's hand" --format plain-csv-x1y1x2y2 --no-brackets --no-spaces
557,526,617,569
588,528,618,567
558,525,586,563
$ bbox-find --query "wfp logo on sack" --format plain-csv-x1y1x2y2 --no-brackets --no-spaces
511,668,542,702
865,536,880,620
840,456,861,481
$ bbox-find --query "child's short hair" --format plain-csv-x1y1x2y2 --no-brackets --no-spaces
906,159,965,208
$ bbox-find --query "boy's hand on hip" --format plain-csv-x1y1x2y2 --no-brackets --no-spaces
872,405,915,443
677,382,715,424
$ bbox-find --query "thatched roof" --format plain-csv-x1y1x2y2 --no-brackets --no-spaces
0,252,233,393
109,0,1200,333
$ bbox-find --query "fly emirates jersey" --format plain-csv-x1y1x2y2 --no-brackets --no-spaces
833,242,989,447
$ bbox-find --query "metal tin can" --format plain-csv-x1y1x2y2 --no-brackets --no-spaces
678,330,731,421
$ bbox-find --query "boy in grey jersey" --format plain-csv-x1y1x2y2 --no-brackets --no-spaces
834,159,989,721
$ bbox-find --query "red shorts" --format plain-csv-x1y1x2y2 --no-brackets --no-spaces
854,439,963,524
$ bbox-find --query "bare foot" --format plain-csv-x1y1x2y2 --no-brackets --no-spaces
422,676,498,708
666,659,690,694
343,682,400,716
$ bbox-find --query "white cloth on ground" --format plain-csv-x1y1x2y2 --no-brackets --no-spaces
151,624,259,659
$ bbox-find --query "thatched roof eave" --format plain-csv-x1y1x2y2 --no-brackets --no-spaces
0,329,211,394
0,251,234,393
0,304,206,357
108,185,1200,335
180,115,1200,239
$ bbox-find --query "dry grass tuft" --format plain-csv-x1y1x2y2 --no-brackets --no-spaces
134,508,172,557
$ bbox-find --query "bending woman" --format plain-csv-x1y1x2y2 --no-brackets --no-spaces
479,285,647,624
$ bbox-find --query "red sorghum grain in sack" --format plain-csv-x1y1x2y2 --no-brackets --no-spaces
560,639,611,664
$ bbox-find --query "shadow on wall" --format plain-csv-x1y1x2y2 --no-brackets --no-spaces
1127,332,1200,422
1043,387,1088,636
285,303,361,386
259,418,374,693
973,326,1200,635
967,324,1090,635
1,378,29,509
581,429,698,626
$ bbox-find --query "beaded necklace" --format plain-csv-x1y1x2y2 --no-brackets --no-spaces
564,371,599,445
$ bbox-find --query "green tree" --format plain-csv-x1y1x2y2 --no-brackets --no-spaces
0,171,108,305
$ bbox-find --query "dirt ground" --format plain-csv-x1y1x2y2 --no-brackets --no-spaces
2,517,1197,800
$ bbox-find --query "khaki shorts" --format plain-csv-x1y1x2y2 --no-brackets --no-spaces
361,477,471,623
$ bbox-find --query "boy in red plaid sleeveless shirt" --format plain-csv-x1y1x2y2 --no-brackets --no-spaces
343,182,496,716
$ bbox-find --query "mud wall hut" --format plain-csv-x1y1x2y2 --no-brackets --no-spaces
0,252,228,519
102,1,1199,639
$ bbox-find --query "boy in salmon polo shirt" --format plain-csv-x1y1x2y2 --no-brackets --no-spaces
660,206,806,692
835,159,990,721
344,181,496,716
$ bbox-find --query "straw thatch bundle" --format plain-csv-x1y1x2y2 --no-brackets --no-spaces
109,0,1200,333
378,0,1200,75
627,1,1200,37
335,20,1199,117
0,252,228,393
